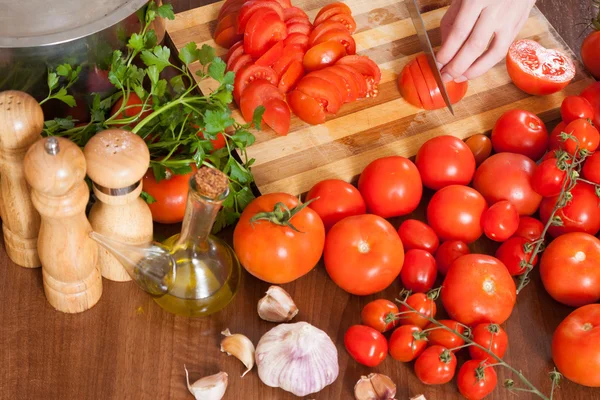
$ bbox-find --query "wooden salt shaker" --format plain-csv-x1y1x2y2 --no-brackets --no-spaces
84,129,153,282
24,136,102,313
0,91,43,268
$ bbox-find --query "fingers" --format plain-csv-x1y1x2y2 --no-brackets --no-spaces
436,0,482,67
439,0,462,44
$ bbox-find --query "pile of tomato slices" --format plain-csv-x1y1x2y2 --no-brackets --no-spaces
219,0,381,135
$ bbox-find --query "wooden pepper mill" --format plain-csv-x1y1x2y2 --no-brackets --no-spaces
84,129,153,282
24,136,102,313
0,90,42,268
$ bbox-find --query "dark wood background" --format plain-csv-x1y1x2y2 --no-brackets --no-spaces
2,1,599,400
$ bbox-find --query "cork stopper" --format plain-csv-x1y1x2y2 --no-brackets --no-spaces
194,167,229,199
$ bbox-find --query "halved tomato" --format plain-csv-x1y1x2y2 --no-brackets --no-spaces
278,60,304,93
283,6,308,21
338,55,381,97
234,64,279,103
408,58,434,109
263,98,291,135
314,2,353,26
287,23,312,36
272,44,305,77
256,41,284,67
303,41,346,72
286,16,311,25
309,21,348,46
238,0,285,34
288,89,327,124
336,64,367,98
507,39,575,96
328,13,356,33
398,64,422,108
229,54,253,75
244,10,287,59
328,65,359,103
312,29,356,55
284,33,310,50
224,40,244,64
239,80,284,123
417,54,446,109
297,75,343,113
307,69,348,104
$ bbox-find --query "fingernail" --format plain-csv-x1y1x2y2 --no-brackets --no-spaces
454,76,468,83
441,73,453,83
436,62,444,70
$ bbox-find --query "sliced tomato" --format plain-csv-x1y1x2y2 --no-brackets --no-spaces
408,59,434,109
224,40,244,64
272,44,305,77
287,23,312,36
328,65,359,103
244,10,287,59
309,21,348,46
229,54,253,75
263,98,291,135
297,75,343,114
337,55,381,97
398,63,422,108
286,16,311,25
328,13,356,33
288,89,327,124
307,68,349,104
336,64,367,98
284,33,310,50
314,2,353,26
234,64,279,103
256,41,284,67
271,0,291,8
416,54,446,109
303,41,346,72
215,26,242,49
283,6,308,21
239,79,284,123
278,60,304,93
215,13,238,36
218,0,246,20
312,29,356,55
238,0,285,34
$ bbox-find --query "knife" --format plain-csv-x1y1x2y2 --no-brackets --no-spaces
406,0,455,115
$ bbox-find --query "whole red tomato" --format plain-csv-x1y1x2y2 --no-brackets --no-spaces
540,232,600,307
344,325,388,367
512,216,544,241
582,31,600,79
414,345,457,385
324,214,404,295
415,135,476,190
435,240,470,276
305,179,366,231
86,65,113,95
548,121,566,150
491,109,548,161
495,236,539,276
442,254,516,325
469,323,508,362
481,200,519,242
400,250,437,293
143,165,197,224
233,193,325,284
397,219,439,253
581,82,600,128
473,153,542,216
361,299,399,333
425,320,465,351
111,93,152,123
540,182,600,237
398,292,437,329
427,185,487,243
562,118,600,156
358,156,422,218
552,304,600,387
561,95,595,123
457,361,497,400
583,152,600,184
531,157,567,197
465,134,492,166
388,325,427,362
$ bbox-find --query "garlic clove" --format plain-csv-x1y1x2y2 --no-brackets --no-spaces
354,373,397,400
220,328,255,377
257,285,299,322
184,365,228,400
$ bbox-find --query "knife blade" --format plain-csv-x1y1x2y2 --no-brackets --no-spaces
406,0,455,115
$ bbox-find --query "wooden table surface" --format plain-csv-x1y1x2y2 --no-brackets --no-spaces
2,1,599,400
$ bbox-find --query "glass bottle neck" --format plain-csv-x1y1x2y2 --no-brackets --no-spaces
176,179,224,247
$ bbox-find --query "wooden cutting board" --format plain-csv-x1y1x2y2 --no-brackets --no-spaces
166,0,594,196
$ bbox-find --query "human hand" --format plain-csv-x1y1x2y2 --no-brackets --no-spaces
436,0,536,83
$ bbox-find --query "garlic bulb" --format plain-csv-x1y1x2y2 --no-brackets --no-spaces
257,286,299,322
184,366,228,400
256,322,338,397
354,373,397,400
220,329,255,377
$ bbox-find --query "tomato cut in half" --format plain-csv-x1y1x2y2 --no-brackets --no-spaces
238,0,285,34
272,44,305,77
229,53,253,75
328,13,356,33
307,69,348,104
398,63,422,108
507,39,575,96
256,41,284,67
328,65,359,103
416,54,446,109
224,40,244,64
283,6,308,21
287,22,312,36
234,64,279,103
244,10,287,59
297,75,343,113
239,79,284,123
408,60,434,109
314,2,353,26
288,89,327,124
336,64,368,98
286,16,311,26
309,21,349,46
303,41,346,72
337,55,381,97
278,60,304,93
284,33,310,50
263,98,291,135
312,29,356,55
215,26,242,49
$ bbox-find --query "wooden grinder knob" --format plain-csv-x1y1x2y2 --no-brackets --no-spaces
84,129,153,282
0,91,43,268
24,137,102,313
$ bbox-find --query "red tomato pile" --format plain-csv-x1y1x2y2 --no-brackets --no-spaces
218,1,381,134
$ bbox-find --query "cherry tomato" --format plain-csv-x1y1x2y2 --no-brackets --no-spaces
549,121,566,150
277,59,304,93
506,39,575,95
561,95,595,123
243,10,287,59
287,89,326,124
344,325,388,367
540,182,600,237
531,157,567,197
388,325,427,362
296,75,343,114
473,153,542,216
465,134,493,166
110,93,152,123
496,236,539,276
425,320,465,351
481,200,520,242
582,31,600,79
552,304,600,387
512,216,544,241
415,135,476,190
324,214,404,295
197,129,227,152
427,185,487,243
469,323,508,362
361,299,399,333
583,152,600,184
435,240,470,276
457,361,498,400
414,345,457,385
233,64,278,103
314,2,352,26
142,165,197,224
358,156,422,218
442,254,516,326
397,219,439,253
398,292,437,329
541,232,600,307
400,250,437,293
562,118,600,156
337,55,381,97
491,109,548,161
581,81,600,128
305,179,366,231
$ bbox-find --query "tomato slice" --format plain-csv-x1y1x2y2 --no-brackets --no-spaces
297,75,343,114
288,89,327,124
284,33,310,50
271,0,291,9
229,54,253,75
215,26,243,49
286,16,311,25
216,13,238,36
225,40,244,63
263,98,291,135
408,59,434,109
234,64,279,103
309,21,348,46
272,44,305,77
303,41,346,72
416,54,446,109
312,29,356,55
397,63,422,108
327,13,356,33
218,0,246,20
278,60,304,93
238,0,285,34
244,10,287,59
507,39,575,96
239,80,284,123
337,55,381,97
287,23,312,36
335,64,367,98
256,41,284,67
314,2,353,26
307,68,350,104
328,65,359,103
283,6,308,21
